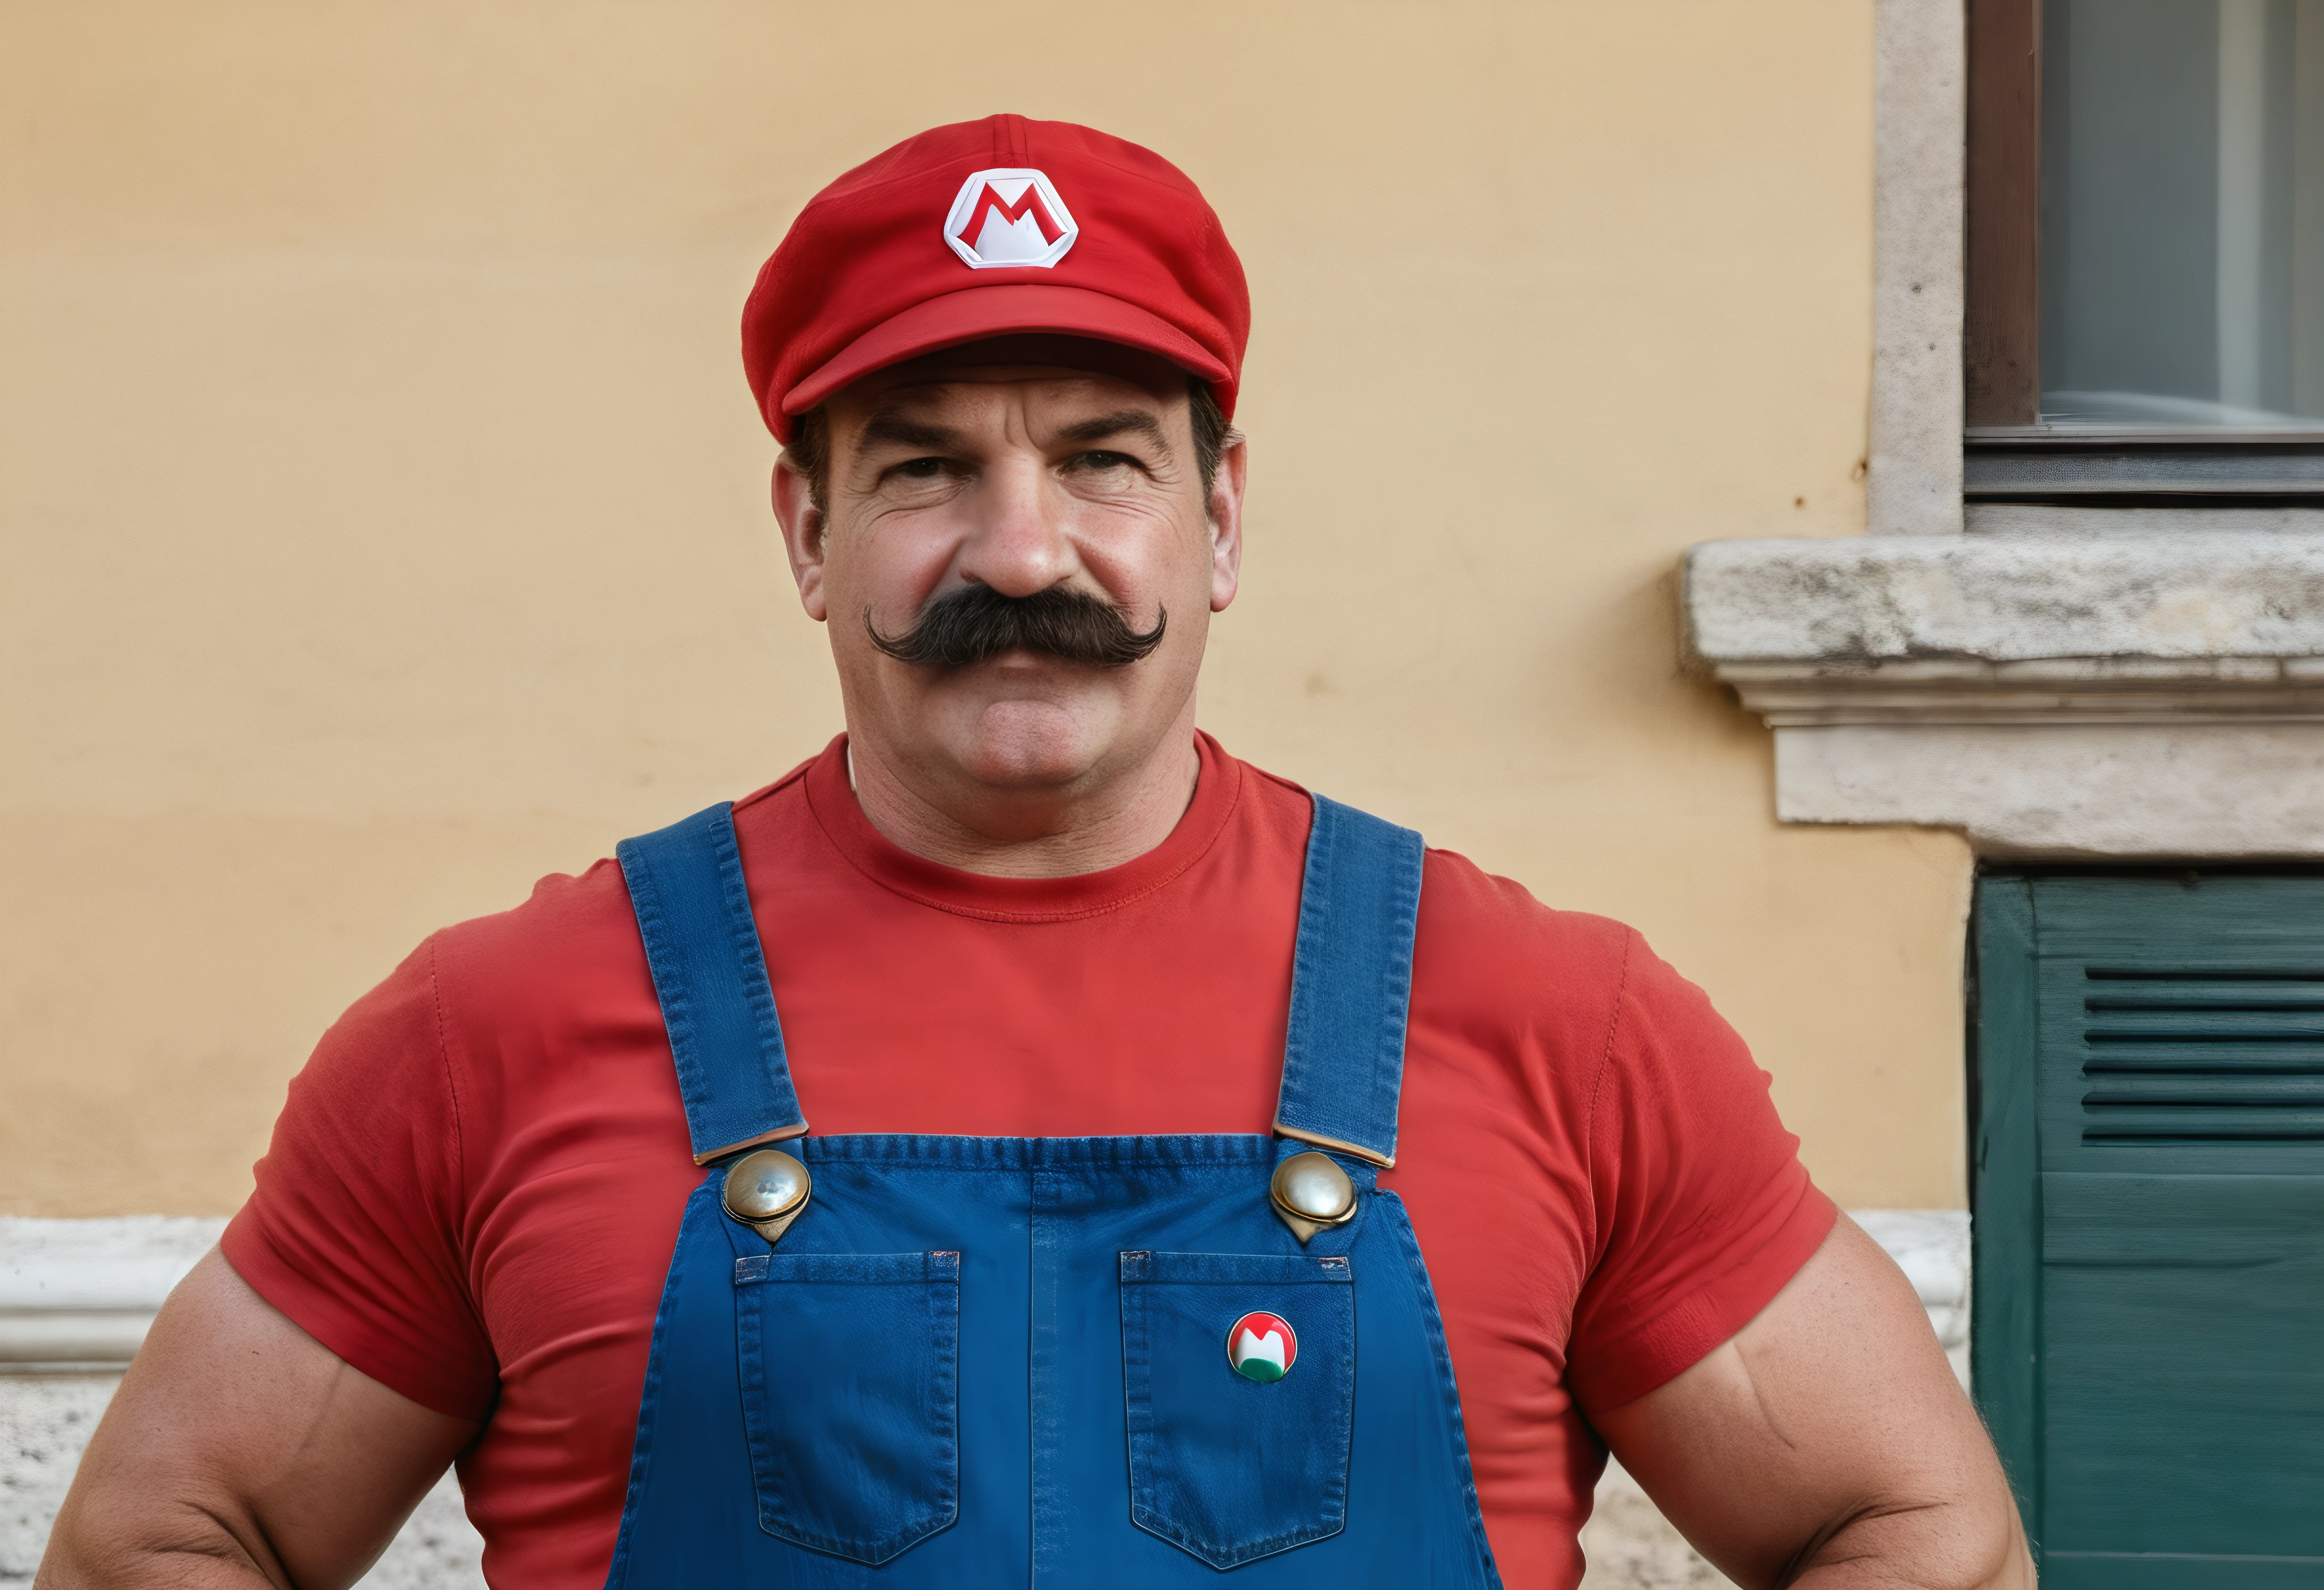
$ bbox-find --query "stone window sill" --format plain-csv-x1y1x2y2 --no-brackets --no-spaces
1682,531,2324,857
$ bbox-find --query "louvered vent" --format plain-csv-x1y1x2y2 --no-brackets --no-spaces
2081,969,2324,1142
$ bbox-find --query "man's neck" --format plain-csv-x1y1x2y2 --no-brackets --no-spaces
842,724,1204,879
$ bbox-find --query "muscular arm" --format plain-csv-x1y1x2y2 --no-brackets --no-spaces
37,1250,481,1590
1592,1216,2033,1590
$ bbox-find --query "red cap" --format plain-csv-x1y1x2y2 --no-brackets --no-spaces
741,115,1249,443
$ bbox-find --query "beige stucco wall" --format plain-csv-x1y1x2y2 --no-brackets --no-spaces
0,0,1969,1218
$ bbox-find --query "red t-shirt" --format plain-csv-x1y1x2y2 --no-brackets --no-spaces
223,733,1832,1589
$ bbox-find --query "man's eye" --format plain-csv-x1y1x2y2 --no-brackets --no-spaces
1071,451,1140,472
894,457,948,479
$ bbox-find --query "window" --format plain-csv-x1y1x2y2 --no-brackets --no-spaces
1966,0,2324,499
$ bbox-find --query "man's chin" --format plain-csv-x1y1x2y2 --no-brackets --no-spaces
939,695,1124,791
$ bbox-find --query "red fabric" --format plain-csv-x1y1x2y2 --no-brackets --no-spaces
739,115,1250,440
223,734,1832,1590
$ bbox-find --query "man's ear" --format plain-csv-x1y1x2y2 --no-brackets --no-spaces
772,457,829,623
1207,432,1249,614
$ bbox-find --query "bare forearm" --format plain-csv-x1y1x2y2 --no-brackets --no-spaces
1781,1497,2035,1590
1596,1221,2036,1590
37,1498,291,1590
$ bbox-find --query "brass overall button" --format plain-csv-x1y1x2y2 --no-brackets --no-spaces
1270,1151,1356,1246
722,1149,811,1245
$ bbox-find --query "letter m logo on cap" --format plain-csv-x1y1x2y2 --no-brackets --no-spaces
943,168,1079,269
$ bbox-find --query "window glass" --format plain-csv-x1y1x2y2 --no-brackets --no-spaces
2041,0,2324,429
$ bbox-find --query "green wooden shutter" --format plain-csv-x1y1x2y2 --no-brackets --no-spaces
1974,875,2324,1589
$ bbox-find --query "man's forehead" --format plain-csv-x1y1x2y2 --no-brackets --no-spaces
837,336,1186,413
859,368,1171,414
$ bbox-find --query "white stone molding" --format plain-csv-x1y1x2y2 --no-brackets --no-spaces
1869,0,1967,537
1720,657,2324,728
1684,533,2324,855
1687,534,2324,669
1779,723,2324,856
0,1217,224,1373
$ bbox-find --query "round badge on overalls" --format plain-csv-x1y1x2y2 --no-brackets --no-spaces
1226,1311,1298,1383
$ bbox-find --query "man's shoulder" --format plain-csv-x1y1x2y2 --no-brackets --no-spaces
430,759,823,1014
1411,843,1638,1017
432,854,634,979
1219,756,1638,984
1220,757,1640,1031
1421,845,1633,955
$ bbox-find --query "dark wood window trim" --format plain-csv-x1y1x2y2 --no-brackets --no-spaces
1965,0,2042,430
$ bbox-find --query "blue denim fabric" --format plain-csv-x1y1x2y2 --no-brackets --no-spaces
617,805,806,1160
737,1250,960,1563
1120,1250,1355,1567
1272,795,1423,1166
603,797,1500,1589
608,1138,1498,1588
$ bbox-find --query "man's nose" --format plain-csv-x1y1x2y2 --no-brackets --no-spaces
956,451,1079,598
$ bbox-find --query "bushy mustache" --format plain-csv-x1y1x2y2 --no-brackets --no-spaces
865,584,1167,670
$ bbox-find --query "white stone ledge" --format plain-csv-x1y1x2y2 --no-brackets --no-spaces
1780,723,2324,857
1722,655,2324,726
0,1217,223,1372
1684,533,2324,854
0,1311,162,1372
1685,533,2324,665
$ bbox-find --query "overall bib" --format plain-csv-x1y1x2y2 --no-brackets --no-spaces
603,793,1503,1589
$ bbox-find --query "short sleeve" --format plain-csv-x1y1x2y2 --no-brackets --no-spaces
220,936,497,1420
1564,932,1837,1413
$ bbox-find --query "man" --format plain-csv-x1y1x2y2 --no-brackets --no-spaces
42,117,2029,1589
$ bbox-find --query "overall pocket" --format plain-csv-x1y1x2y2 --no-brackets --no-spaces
734,1249,960,1564
1119,1249,1355,1569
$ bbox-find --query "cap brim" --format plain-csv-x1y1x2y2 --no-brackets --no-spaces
781,284,1231,425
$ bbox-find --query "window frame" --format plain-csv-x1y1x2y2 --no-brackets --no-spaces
1961,0,2324,503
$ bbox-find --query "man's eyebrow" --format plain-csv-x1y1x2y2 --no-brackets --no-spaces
857,411,967,453
1055,409,1172,453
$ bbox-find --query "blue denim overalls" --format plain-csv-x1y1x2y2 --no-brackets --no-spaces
603,793,1503,1588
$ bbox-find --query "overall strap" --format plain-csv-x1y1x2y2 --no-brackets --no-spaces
616,804,808,1165
1273,794,1425,1169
